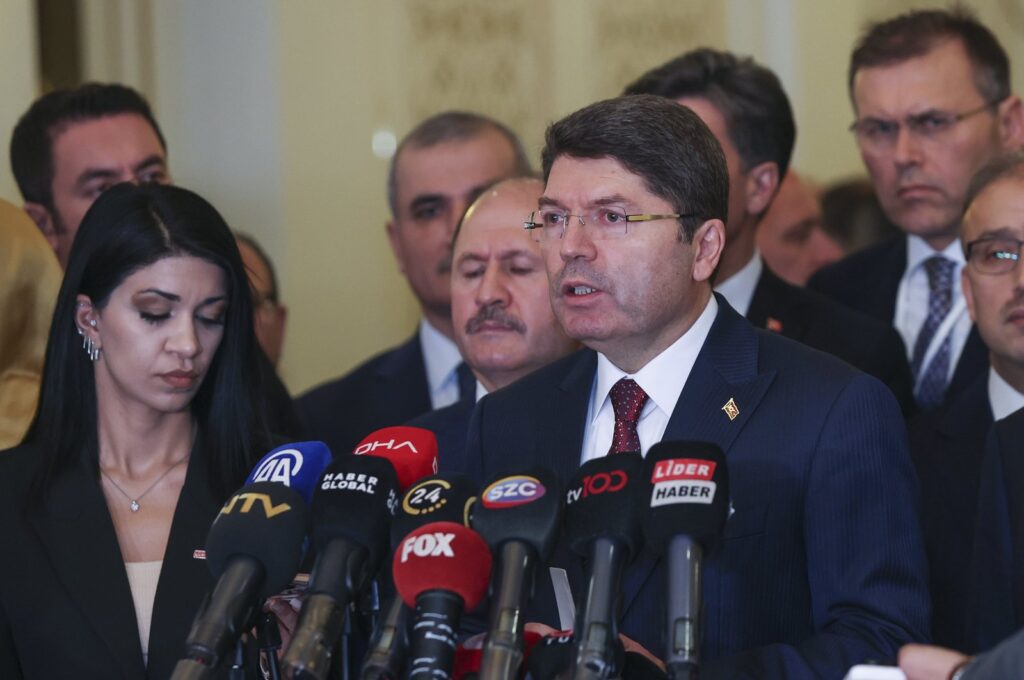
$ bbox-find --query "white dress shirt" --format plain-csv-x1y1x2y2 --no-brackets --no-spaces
714,250,763,317
418,318,464,410
896,235,972,386
988,367,1024,422
580,296,719,464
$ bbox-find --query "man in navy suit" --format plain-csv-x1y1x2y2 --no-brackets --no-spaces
463,95,929,678
297,112,532,456
810,8,1024,410
410,178,577,466
624,48,915,414
910,152,1024,650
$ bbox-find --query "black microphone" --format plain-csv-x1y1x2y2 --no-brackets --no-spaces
564,453,645,680
641,442,729,680
361,475,478,680
526,631,575,680
171,482,307,679
281,455,400,680
471,469,562,680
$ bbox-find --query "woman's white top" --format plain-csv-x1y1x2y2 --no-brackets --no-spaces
125,560,162,665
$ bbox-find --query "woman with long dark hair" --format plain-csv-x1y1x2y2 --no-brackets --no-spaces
0,183,270,678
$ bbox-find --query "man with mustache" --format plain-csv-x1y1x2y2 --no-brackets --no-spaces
297,111,531,456
462,95,928,678
909,151,1024,652
409,177,577,466
810,8,1024,411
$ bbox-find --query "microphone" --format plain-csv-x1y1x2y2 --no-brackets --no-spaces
353,426,440,490
564,453,645,680
245,440,334,504
470,469,562,680
392,522,492,680
361,475,478,680
641,442,729,680
172,482,307,678
281,455,400,680
526,631,575,680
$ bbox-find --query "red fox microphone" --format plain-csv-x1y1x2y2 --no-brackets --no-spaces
564,453,645,680
470,468,562,680
641,441,730,680
392,522,492,680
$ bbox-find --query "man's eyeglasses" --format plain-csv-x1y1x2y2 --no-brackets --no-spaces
849,99,1003,151
523,207,688,241
965,235,1023,275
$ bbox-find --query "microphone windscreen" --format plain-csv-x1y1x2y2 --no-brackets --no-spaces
245,441,333,504
472,467,562,560
641,441,730,554
206,481,308,598
392,521,492,609
564,453,645,558
312,454,399,569
353,426,439,490
390,474,477,548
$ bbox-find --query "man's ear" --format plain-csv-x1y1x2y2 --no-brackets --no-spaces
691,219,726,283
744,161,780,218
385,220,407,274
23,202,58,253
961,269,977,323
996,95,1024,150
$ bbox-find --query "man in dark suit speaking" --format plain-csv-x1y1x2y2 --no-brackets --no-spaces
462,95,929,678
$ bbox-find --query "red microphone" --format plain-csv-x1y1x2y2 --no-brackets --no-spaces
353,426,439,490
393,522,492,680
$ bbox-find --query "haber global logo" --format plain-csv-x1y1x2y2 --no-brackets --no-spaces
650,458,717,507
481,475,545,508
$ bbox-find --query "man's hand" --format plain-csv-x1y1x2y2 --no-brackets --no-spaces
898,643,969,680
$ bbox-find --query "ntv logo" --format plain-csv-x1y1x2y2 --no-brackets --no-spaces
251,449,304,485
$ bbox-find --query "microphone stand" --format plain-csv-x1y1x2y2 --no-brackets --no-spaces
257,610,283,680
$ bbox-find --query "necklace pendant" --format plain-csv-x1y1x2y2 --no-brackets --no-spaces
130,500,140,513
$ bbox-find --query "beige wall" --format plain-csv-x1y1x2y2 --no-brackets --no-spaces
3,0,1023,395
0,0,39,203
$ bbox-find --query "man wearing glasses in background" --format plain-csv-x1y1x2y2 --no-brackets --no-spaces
810,8,1023,413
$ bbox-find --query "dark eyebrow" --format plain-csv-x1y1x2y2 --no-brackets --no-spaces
409,194,447,211
591,194,634,207
974,227,1024,241
74,168,121,189
135,289,227,306
133,154,167,175
537,196,563,208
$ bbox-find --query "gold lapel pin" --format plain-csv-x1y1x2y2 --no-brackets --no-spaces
722,398,739,421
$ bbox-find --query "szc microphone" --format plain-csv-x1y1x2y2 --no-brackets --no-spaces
361,475,478,680
471,468,562,680
641,442,729,680
353,426,440,490
245,440,334,504
392,522,492,680
171,481,307,679
281,455,400,680
564,453,645,680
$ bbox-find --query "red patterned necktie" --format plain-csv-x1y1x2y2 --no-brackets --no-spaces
608,378,649,455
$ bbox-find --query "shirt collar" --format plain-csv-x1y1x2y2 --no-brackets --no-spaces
418,318,463,394
593,295,719,424
988,366,1024,422
714,250,762,317
906,234,966,273
475,380,489,403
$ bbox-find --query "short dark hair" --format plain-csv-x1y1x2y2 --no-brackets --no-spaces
624,48,796,178
388,110,532,216
10,82,167,209
963,149,1024,217
849,7,1010,105
235,231,280,304
26,183,265,502
540,95,728,241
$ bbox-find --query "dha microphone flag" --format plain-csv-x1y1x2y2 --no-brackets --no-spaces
353,426,439,490
393,522,492,680
173,482,307,675
245,440,333,504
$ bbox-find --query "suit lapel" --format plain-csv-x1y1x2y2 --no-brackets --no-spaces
146,448,223,679
874,236,906,322
621,299,776,616
28,461,146,680
746,267,810,343
377,332,432,418
551,351,597,482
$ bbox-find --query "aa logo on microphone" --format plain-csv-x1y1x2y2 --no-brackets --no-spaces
650,458,717,507
403,479,450,515
354,438,419,455
399,532,455,562
481,475,545,508
220,492,292,518
250,449,303,485
565,471,628,505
